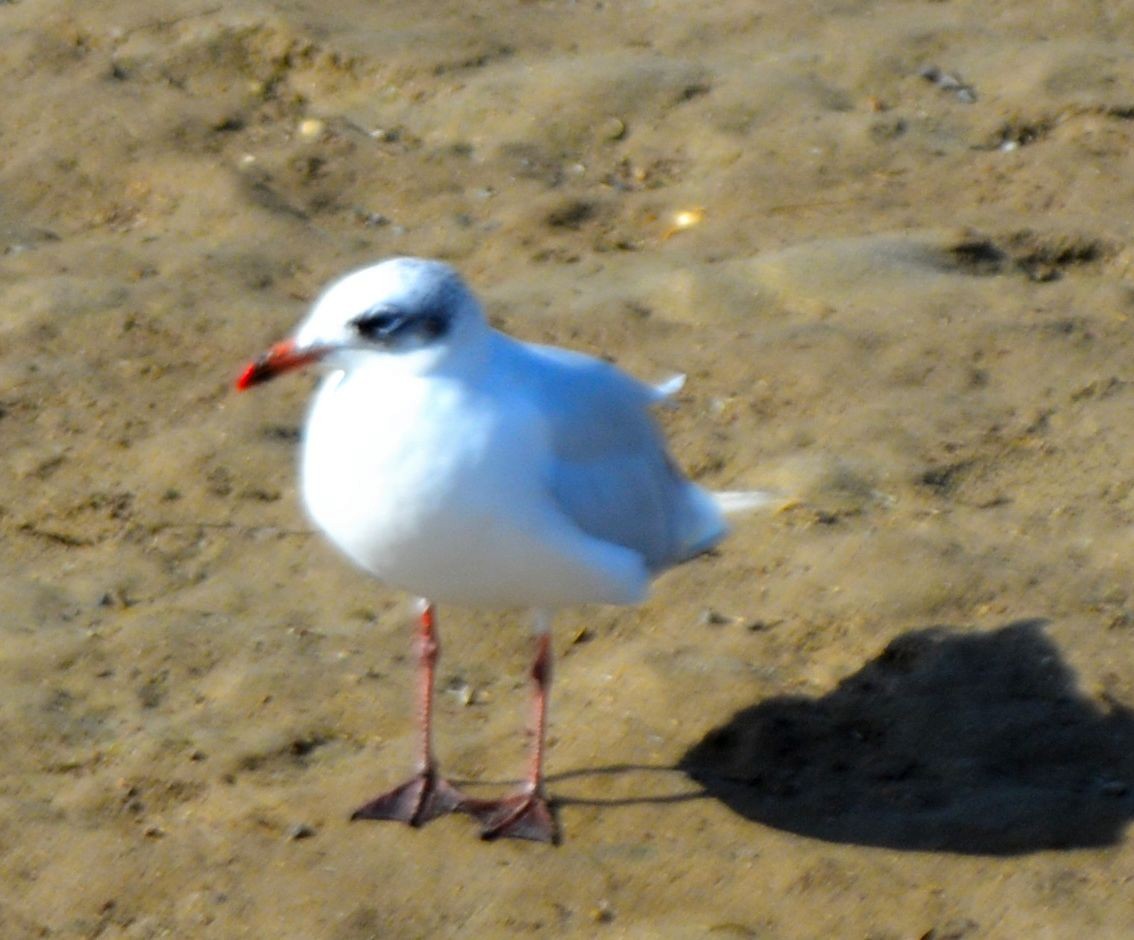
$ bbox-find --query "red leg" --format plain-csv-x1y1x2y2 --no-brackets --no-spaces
351,601,468,827
468,631,559,843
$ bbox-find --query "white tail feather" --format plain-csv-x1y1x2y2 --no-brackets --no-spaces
653,373,686,403
713,489,781,514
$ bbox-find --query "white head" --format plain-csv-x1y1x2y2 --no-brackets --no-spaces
237,257,488,389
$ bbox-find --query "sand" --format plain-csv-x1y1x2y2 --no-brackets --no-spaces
3,0,1134,936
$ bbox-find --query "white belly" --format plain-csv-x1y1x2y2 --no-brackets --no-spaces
299,369,647,608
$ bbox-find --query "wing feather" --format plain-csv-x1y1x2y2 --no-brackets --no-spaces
507,340,726,571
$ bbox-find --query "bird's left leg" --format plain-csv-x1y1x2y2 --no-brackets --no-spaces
468,611,559,843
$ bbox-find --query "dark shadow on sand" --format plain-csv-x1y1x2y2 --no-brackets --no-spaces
679,619,1134,854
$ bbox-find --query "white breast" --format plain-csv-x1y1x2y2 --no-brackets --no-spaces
299,361,648,608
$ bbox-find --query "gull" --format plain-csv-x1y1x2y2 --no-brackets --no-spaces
236,257,770,843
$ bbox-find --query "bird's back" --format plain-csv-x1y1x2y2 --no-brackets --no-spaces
500,336,728,573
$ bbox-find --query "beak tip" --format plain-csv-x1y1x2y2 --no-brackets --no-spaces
235,338,319,391
235,362,259,391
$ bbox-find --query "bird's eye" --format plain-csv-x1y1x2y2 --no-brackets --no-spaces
351,309,403,340
349,307,450,346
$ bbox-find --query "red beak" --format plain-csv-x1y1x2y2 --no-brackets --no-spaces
236,339,326,390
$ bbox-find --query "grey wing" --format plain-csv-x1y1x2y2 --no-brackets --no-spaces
518,341,727,572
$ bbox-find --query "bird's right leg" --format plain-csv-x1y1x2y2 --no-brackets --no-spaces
351,600,468,827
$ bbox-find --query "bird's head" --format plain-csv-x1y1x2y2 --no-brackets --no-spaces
237,257,487,390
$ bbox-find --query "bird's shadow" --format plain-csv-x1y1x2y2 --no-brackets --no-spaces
672,618,1134,855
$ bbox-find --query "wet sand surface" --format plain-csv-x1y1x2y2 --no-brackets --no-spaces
4,1,1134,936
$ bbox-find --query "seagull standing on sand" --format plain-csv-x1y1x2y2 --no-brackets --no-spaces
237,257,767,843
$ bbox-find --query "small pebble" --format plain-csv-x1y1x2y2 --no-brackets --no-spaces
918,65,977,103
671,208,703,230
593,900,615,923
359,211,389,227
446,678,476,706
287,823,316,840
662,207,704,240
598,116,626,141
298,118,325,140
